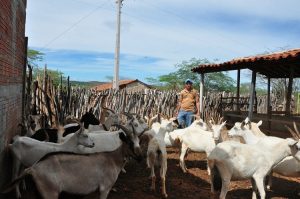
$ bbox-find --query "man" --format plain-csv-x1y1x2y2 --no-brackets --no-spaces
175,79,199,128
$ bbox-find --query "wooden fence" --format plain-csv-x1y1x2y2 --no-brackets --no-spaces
24,66,295,127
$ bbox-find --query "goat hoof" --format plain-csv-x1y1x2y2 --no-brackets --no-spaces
162,193,168,198
121,168,126,173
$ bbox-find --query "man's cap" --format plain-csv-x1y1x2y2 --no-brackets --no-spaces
185,79,193,84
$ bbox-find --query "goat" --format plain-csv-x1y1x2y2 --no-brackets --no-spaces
2,125,143,199
81,107,121,132
147,120,174,198
208,137,300,199
61,112,148,154
178,121,226,174
209,119,245,144
228,119,300,193
163,118,209,147
9,127,94,198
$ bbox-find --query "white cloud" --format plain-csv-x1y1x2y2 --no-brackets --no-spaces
26,0,300,81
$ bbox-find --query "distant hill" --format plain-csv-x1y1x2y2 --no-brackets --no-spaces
69,81,107,88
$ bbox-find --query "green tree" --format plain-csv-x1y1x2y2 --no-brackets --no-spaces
28,49,44,67
147,58,236,92
33,67,66,86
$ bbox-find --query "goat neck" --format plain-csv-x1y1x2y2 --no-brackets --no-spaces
262,139,298,168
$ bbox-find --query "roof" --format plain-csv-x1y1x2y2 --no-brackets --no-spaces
192,49,300,78
93,79,150,91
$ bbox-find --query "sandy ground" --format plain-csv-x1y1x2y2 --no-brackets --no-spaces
2,148,300,199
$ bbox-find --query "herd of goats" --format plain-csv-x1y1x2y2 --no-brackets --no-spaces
1,106,300,199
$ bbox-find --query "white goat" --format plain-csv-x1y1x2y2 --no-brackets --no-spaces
3,125,143,199
178,121,226,174
208,137,300,199
62,114,148,154
228,119,300,193
147,120,174,198
164,118,209,147
10,128,94,198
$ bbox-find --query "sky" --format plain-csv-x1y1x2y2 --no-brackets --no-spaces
25,0,300,83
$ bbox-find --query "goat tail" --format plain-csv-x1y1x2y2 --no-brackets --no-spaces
0,168,31,194
208,160,222,192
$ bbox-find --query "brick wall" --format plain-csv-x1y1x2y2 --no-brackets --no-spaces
0,0,27,188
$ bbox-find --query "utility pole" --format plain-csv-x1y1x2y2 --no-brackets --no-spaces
113,0,124,90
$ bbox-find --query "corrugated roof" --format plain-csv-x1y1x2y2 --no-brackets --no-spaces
93,79,149,91
192,49,300,78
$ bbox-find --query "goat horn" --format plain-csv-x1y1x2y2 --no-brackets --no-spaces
293,122,300,138
102,107,115,114
285,124,299,139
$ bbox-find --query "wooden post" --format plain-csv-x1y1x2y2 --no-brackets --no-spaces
286,67,294,115
199,73,204,119
235,69,241,111
248,71,256,120
267,77,271,131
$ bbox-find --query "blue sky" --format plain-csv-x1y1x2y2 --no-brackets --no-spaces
26,0,300,82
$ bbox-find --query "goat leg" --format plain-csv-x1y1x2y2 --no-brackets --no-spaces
150,166,156,191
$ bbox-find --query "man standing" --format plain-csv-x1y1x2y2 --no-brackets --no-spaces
175,79,199,128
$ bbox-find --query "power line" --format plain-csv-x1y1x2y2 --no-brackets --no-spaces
42,0,110,48
141,0,265,52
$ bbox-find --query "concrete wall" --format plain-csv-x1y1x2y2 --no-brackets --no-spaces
0,0,27,188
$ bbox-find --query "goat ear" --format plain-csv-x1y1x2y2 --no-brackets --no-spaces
257,120,263,127
119,132,128,143
221,121,227,127
173,119,179,125
286,138,298,146
244,117,250,124
241,121,246,129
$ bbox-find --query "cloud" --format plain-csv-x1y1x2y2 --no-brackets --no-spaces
26,0,300,82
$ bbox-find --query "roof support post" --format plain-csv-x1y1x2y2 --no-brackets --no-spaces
286,67,294,116
267,76,271,131
199,73,204,119
235,69,241,111
248,70,256,120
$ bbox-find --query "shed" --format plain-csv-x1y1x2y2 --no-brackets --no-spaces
93,79,151,92
192,49,300,135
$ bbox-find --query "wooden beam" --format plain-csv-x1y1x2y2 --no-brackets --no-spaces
199,73,204,119
248,70,256,120
285,67,294,115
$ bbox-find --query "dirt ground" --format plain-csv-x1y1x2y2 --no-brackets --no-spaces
2,147,300,199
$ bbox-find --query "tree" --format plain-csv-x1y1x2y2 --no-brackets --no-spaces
33,67,66,86
147,58,236,92
27,49,44,67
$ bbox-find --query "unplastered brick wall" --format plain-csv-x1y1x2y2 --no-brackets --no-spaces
0,0,27,188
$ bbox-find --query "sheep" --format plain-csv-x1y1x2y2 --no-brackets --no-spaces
2,125,143,199
178,121,226,174
208,137,300,199
9,127,94,198
228,119,300,193
147,120,174,198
